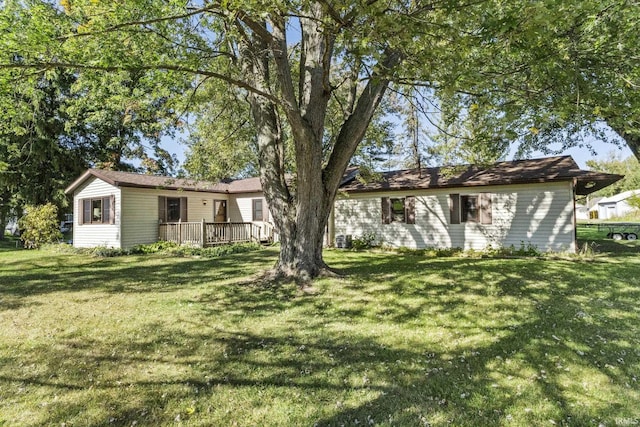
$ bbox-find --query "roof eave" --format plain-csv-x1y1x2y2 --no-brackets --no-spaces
340,176,579,194
574,173,624,196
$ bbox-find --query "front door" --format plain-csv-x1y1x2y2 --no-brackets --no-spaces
214,200,227,222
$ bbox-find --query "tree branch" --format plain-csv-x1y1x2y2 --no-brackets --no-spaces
58,4,220,40
0,62,280,104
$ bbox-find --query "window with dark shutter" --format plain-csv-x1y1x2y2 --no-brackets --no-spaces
450,193,493,224
382,197,414,224
79,196,115,224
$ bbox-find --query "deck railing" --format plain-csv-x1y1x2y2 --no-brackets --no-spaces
159,221,262,247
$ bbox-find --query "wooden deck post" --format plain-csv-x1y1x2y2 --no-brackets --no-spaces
200,219,205,248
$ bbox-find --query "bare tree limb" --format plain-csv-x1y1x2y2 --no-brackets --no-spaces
0,61,281,104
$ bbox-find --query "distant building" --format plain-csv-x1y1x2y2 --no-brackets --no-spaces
596,190,640,220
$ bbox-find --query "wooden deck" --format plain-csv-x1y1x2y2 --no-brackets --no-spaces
159,221,269,247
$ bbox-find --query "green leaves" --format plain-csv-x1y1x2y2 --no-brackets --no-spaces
18,203,63,248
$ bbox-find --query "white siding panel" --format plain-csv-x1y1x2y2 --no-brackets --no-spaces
120,188,228,249
229,193,273,240
72,178,121,248
334,182,576,252
230,193,271,222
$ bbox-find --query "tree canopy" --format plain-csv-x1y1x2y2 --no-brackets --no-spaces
433,0,640,160
586,154,640,197
1,0,638,279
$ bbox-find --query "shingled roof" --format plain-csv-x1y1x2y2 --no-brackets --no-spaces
66,156,622,197
65,169,226,194
339,156,622,196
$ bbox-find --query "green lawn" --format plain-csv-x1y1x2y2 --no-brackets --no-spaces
1,231,639,426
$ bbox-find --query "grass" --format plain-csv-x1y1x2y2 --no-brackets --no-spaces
0,230,639,426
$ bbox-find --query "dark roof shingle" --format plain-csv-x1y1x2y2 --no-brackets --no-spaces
340,156,622,195
66,156,622,197
66,169,229,194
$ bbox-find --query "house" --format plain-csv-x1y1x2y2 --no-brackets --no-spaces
575,203,589,221
64,169,272,249
595,190,640,220
65,156,621,252
331,156,621,252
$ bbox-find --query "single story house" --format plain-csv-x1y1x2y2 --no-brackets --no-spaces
595,189,640,220
65,156,621,252
65,169,272,249
331,156,621,252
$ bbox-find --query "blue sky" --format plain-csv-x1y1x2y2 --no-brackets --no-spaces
521,136,633,169
164,133,633,173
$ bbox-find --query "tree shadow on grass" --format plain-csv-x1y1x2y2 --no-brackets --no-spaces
3,296,637,426
0,249,279,307
1,249,639,425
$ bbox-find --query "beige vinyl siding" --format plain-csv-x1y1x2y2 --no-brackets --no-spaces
73,177,121,248
229,193,272,240
120,187,228,249
333,182,576,252
229,193,270,223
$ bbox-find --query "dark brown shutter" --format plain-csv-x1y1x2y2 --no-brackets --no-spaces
262,199,269,221
109,195,115,224
78,199,84,225
158,196,166,222
381,197,391,224
406,196,416,224
102,196,110,224
450,194,460,224
180,197,188,222
480,193,493,224
83,199,91,225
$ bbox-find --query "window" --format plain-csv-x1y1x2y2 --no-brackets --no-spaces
167,197,181,222
80,196,114,225
391,198,405,222
214,200,227,222
461,195,479,222
253,199,267,221
450,193,492,224
382,196,415,224
158,196,187,222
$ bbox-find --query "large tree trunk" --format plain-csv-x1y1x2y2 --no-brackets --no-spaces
237,3,401,281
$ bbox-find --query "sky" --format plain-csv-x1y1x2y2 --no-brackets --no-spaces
164,133,634,174
516,137,634,169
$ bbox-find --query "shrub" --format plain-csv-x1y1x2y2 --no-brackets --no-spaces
351,232,380,250
131,240,179,254
18,203,63,249
83,241,262,258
